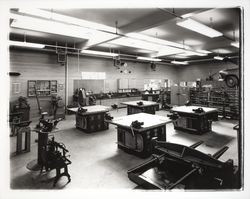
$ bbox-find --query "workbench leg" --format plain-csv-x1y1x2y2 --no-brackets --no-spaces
25,127,31,152
16,129,22,154
38,133,49,165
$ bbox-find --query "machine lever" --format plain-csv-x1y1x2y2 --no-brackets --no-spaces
212,146,229,159
189,141,204,149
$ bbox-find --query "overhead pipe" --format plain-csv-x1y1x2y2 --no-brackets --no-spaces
9,42,239,65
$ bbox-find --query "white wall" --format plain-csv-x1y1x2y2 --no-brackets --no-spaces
67,55,179,104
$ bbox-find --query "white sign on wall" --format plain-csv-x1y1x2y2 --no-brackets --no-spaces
12,83,21,94
81,72,106,80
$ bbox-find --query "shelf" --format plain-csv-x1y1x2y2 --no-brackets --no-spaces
189,88,239,119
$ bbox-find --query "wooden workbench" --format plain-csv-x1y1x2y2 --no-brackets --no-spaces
106,113,172,157
121,100,159,115
171,105,218,134
67,105,110,133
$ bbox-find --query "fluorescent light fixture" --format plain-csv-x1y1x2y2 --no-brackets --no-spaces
126,33,190,49
10,13,95,40
181,13,195,19
110,37,160,52
171,61,188,65
152,48,185,57
171,55,189,59
137,57,161,62
180,51,207,56
196,49,212,54
231,41,239,48
9,40,45,48
111,33,209,58
211,48,232,54
81,50,118,57
97,43,120,49
110,37,185,56
184,39,203,46
18,8,51,19
214,56,224,60
155,49,208,58
136,49,158,54
176,18,223,38
17,8,116,33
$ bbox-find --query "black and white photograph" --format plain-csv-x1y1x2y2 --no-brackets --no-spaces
0,0,249,199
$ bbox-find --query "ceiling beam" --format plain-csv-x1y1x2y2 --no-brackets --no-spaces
78,8,214,50
118,10,175,35
119,8,211,34
78,10,178,49
76,32,119,49
196,38,232,51
160,8,212,19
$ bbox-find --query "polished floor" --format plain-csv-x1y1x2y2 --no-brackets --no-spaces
9,108,239,189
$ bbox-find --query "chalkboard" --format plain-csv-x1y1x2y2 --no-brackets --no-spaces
73,79,104,94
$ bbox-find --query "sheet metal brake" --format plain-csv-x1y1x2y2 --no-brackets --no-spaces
128,138,237,190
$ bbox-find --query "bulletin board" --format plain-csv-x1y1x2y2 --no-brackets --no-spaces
105,79,117,92
27,80,57,97
73,79,104,94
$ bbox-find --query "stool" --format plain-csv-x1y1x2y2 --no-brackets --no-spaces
16,121,32,154
53,163,71,187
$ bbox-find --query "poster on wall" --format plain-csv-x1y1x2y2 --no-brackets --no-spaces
81,72,106,80
58,83,64,91
12,83,21,94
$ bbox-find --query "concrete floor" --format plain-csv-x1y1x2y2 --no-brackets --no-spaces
9,108,239,190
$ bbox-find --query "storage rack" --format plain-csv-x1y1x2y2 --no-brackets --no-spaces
160,90,171,105
189,88,239,119
189,88,209,106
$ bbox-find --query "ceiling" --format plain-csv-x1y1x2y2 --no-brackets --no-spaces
9,7,240,64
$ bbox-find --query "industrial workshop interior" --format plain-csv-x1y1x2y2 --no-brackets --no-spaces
7,7,243,191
